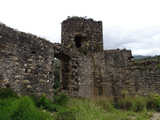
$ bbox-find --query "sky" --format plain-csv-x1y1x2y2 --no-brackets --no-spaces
0,0,160,56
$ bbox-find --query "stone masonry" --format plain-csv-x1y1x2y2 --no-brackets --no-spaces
0,17,160,98
0,23,56,97
61,17,105,97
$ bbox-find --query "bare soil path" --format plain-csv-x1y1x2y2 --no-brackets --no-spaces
150,113,160,120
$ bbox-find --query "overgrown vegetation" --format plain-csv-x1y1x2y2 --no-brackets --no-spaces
1,88,160,120
0,88,72,120
0,93,53,120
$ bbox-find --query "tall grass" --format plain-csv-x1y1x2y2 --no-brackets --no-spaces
0,88,53,120
0,96,53,120
67,98,151,120
1,88,160,120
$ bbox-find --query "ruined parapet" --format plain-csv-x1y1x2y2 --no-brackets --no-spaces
62,17,103,54
103,49,133,96
0,23,55,97
103,48,160,97
104,49,132,67
61,17,105,97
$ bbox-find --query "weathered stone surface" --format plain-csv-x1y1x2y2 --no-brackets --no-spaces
1,17,160,98
103,49,160,97
0,23,55,97
61,17,104,97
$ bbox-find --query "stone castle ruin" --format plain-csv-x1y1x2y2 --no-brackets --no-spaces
0,17,160,98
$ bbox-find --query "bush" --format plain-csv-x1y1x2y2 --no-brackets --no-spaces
11,96,53,120
115,96,147,112
32,93,69,112
132,96,146,112
0,88,18,99
0,98,18,120
0,96,53,120
54,108,76,120
115,96,133,110
53,93,69,106
32,95,57,112
32,93,74,120
146,93,160,111
114,94,160,112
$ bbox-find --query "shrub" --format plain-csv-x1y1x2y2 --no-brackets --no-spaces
115,96,147,112
54,108,76,120
53,93,69,106
34,95,57,112
146,93,160,111
132,96,146,112
0,88,18,99
0,98,18,120
0,96,53,120
11,96,53,120
115,96,133,110
32,93,69,112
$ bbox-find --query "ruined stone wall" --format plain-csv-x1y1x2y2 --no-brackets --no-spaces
0,24,55,97
1,16,160,98
127,58,160,96
61,17,105,97
104,49,160,97
103,49,133,96
61,17,160,97
77,52,105,97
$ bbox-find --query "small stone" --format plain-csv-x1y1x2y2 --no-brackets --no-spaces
27,69,31,72
28,59,32,62
3,79,9,82
40,79,46,83
26,85,32,88
47,80,50,83
12,56,18,60
15,80,20,83
24,64,27,67
15,75,21,78
22,80,30,84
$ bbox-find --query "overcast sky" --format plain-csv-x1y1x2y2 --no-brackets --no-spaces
0,0,160,56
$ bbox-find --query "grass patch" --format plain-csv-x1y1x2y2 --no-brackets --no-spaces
0,88,53,120
67,98,151,120
0,88,159,120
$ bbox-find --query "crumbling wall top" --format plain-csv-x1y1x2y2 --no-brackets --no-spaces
104,49,132,54
62,16,102,24
0,23,53,46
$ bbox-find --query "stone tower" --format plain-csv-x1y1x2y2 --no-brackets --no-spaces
61,17,105,97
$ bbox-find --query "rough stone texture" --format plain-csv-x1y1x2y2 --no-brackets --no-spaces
61,17,105,97
0,24,55,97
126,58,160,96
103,49,160,97
103,49,134,97
1,17,160,98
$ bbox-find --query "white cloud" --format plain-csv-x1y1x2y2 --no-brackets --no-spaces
104,26,160,55
0,0,160,55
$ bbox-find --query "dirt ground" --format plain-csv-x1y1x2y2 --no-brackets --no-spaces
150,113,160,120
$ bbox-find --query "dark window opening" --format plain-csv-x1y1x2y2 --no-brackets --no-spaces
5,83,10,88
31,51,36,54
74,35,83,48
